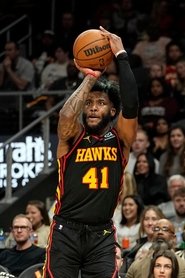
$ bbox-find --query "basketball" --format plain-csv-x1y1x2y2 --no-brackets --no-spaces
73,29,113,70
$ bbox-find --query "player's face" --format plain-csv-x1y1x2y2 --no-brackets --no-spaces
83,91,115,134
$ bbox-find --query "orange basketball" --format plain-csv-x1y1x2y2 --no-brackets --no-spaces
73,29,113,70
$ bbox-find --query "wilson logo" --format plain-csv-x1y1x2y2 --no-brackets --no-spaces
84,44,110,56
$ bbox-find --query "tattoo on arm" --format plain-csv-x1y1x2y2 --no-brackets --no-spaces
62,75,96,116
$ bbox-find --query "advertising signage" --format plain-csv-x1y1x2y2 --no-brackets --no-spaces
0,134,57,189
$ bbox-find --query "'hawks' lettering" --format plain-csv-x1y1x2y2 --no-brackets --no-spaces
75,147,117,162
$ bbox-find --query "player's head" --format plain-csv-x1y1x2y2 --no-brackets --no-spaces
82,78,121,134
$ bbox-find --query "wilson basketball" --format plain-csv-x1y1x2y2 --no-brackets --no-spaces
73,29,113,70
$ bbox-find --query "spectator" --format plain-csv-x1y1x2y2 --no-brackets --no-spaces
126,128,159,174
56,11,79,58
0,41,35,92
159,125,185,179
139,77,179,137
49,59,82,92
5,200,50,249
31,30,56,79
115,194,144,249
149,0,175,37
115,242,124,278
148,249,179,278
113,171,138,226
25,199,50,248
111,0,148,52
164,40,184,88
121,205,165,274
136,206,165,260
151,117,170,160
0,214,46,277
126,218,185,278
173,56,185,121
133,152,170,206
132,22,171,69
158,175,185,220
40,43,69,89
149,63,165,79
169,188,185,248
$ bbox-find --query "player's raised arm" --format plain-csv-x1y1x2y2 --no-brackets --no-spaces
100,26,139,149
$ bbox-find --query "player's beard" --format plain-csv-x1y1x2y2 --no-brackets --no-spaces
82,112,112,134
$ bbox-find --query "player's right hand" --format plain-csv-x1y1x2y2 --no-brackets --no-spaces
74,59,102,79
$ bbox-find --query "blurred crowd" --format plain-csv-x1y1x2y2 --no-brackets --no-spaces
0,1,185,277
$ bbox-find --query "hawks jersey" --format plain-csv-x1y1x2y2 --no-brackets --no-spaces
54,128,127,224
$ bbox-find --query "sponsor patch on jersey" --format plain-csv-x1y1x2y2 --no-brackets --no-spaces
104,132,115,141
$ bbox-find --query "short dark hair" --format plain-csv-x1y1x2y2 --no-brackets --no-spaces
91,78,121,119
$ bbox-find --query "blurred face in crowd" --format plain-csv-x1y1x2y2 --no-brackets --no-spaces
122,197,138,222
152,219,176,246
151,80,164,97
143,209,161,239
153,256,172,278
135,154,149,175
115,245,123,271
12,216,32,244
169,128,185,151
168,177,185,198
5,42,19,60
149,64,164,78
176,60,185,79
173,195,185,217
55,47,68,63
168,44,183,63
131,130,149,156
155,118,169,135
26,204,43,230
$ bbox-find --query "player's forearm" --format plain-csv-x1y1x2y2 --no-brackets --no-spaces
117,52,139,119
60,74,96,118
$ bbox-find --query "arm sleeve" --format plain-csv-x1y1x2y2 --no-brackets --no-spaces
117,52,139,119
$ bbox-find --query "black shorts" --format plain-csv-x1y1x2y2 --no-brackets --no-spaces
43,218,119,278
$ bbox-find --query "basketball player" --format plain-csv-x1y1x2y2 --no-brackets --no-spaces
43,26,139,278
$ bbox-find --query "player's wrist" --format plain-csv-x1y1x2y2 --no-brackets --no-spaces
115,50,127,58
85,70,98,78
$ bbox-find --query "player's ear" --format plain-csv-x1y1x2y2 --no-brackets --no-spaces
111,108,116,116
